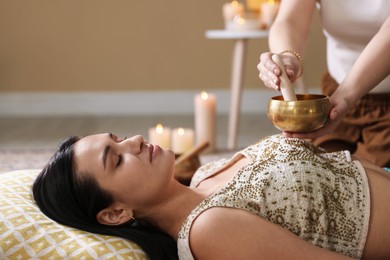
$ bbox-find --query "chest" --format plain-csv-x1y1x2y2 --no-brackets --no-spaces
319,0,390,42
196,157,250,193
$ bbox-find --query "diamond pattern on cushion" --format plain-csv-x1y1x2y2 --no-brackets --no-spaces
0,170,147,259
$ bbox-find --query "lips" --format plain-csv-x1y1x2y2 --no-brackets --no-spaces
148,144,153,162
148,144,160,162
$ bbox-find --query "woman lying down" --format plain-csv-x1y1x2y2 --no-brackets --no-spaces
32,133,390,259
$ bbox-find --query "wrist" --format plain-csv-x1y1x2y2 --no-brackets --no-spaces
332,85,359,109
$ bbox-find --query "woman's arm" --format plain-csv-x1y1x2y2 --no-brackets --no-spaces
286,16,390,139
258,0,317,89
190,207,353,259
268,0,316,54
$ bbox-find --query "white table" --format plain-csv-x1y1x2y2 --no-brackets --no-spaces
205,29,306,150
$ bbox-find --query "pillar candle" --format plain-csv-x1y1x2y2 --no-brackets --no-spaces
260,0,280,28
246,0,263,14
222,1,244,28
228,14,261,31
194,91,216,153
148,123,171,149
172,127,195,155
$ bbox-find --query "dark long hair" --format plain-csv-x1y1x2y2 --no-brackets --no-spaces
32,136,178,259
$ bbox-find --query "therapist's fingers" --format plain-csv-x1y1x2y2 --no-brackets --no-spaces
258,53,281,90
282,124,329,139
258,62,280,90
283,107,342,139
284,66,297,82
259,52,281,75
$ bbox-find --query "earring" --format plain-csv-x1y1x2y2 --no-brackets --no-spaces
130,217,138,227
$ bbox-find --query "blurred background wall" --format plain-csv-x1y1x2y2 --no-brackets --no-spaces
0,0,325,94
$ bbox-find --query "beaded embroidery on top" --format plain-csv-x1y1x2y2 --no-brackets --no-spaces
177,134,370,259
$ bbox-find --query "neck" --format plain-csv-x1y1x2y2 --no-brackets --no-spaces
136,155,249,239
141,181,208,239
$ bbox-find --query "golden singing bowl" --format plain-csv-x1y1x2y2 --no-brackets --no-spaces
267,94,331,132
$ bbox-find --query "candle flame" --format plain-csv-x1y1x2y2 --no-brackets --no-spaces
156,123,164,134
178,127,185,136
267,0,275,6
201,91,209,100
231,0,238,7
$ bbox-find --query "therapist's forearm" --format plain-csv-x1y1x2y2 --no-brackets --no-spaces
268,0,316,57
269,21,307,56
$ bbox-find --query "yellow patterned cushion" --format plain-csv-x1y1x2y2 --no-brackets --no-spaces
0,170,147,259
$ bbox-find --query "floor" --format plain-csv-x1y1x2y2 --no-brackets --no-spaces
0,113,278,150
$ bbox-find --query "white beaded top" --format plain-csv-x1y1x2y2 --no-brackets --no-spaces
177,135,370,259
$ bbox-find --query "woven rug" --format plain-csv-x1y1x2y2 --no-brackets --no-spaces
0,149,55,173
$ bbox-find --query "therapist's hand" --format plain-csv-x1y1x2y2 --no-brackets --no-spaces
283,93,351,139
257,52,301,91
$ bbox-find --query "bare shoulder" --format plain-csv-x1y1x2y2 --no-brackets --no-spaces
189,207,352,260
352,154,390,178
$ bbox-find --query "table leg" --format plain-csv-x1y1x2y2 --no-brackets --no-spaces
228,39,247,150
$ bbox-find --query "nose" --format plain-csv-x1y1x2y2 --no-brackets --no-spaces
121,135,144,154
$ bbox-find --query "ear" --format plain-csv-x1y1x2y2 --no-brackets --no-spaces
96,206,133,226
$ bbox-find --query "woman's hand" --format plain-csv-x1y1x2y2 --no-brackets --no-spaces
283,91,351,139
257,52,301,91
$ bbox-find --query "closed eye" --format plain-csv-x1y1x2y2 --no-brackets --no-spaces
111,133,126,143
116,154,123,167
118,136,127,143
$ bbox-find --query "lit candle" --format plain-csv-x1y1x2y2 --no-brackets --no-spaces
227,14,261,31
172,127,195,155
148,123,171,149
194,91,216,153
246,0,263,14
260,0,280,28
222,1,244,28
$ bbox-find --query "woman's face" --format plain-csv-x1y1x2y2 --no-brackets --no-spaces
73,133,176,214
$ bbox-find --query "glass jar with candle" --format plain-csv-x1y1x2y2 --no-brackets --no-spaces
227,12,261,31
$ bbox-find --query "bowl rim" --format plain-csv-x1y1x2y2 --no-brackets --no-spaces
270,94,329,102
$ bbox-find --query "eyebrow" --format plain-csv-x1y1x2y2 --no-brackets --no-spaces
102,133,113,170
